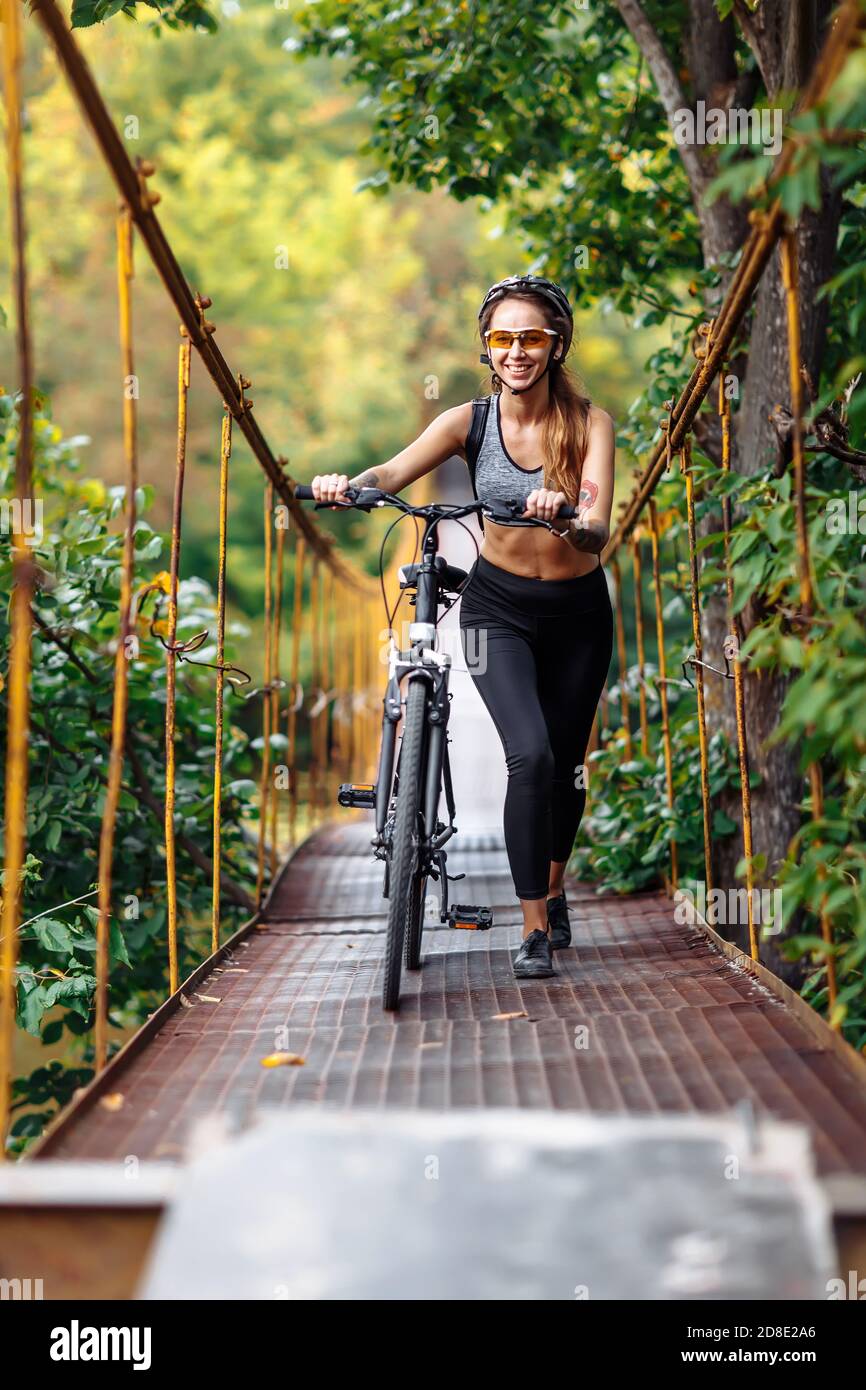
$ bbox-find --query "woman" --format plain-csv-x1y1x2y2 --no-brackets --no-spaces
311,274,615,979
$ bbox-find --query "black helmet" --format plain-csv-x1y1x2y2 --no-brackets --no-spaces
478,274,574,354
478,274,574,395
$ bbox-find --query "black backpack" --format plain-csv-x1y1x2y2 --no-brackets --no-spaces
464,396,491,531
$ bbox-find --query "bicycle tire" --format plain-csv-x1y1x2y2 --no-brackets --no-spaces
382,678,427,1010
404,863,426,971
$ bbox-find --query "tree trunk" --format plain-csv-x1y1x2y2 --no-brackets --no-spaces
615,0,839,980
696,2,839,982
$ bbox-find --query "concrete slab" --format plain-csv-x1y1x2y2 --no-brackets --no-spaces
138,1105,836,1301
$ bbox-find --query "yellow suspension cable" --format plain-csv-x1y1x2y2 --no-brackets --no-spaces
269,510,285,876
321,565,335,810
649,498,678,891
782,230,836,1019
0,0,35,1153
611,556,633,761
681,435,714,918
286,535,305,847
309,556,322,825
93,204,138,1073
718,371,758,960
256,480,274,905
210,407,231,954
332,584,348,781
351,605,363,782
631,528,650,758
164,333,190,995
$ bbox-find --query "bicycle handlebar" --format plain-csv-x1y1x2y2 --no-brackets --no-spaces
293,484,576,524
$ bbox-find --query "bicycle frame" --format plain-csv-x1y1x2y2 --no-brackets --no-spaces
295,483,577,924
373,519,459,914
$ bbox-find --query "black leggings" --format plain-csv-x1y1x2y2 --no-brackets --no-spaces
459,554,613,900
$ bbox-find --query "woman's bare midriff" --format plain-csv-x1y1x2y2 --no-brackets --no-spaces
481,520,601,580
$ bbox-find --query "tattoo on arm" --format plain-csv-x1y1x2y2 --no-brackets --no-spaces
567,518,607,554
351,469,380,488
578,478,599,511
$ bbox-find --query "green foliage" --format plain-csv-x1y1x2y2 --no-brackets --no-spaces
574,699,739,896
0,387,262,1149
288,0,700,311
71,0,217,33
577,434,866,1045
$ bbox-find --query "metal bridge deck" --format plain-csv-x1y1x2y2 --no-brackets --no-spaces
36,820,866,1176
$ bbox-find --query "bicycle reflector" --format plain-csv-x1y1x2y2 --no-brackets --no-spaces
338,783,376,809
446,905,493,931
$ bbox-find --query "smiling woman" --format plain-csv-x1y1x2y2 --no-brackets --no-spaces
310,274,616,975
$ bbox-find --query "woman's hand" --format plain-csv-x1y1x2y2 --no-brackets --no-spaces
523,488,568,525
311,473,350,508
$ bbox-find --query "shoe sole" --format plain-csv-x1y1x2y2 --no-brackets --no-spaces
512,963,556,978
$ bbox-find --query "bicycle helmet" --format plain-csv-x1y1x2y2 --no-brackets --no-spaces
478,274,574,395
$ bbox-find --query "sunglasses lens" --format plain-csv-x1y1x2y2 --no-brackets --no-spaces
486,329,550,349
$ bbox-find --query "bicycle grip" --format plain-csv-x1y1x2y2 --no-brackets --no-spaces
294,484,315,500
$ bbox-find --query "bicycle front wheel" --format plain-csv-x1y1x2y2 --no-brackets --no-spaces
382,677,427,1011
404,862,426,972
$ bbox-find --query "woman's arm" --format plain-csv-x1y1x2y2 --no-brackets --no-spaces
310,403,473,503
522,406,616,553
563,406,616,554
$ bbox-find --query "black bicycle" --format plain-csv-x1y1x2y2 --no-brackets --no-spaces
294,486,576,1010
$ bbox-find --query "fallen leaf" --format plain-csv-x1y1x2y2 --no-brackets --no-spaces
100,1093,124,1112
491,1010,528,1021
260,1052,305,1068
194,993,222,1003
418,1041,443,1050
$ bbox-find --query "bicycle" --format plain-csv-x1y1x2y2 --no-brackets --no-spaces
294,485,577,1010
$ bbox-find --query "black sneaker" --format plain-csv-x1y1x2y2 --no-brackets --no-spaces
547,892,571,950
513,929,556,978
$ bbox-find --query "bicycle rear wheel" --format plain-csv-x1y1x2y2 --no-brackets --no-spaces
382,678,427,1010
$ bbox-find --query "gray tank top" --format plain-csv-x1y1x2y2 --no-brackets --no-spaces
474,393,544,511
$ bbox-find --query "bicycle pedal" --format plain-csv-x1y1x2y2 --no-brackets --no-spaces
337,782,375,809
446,904,493,931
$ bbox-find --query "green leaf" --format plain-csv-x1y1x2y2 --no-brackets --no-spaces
31,918,77,956
109,920,132,968
71,0,101,26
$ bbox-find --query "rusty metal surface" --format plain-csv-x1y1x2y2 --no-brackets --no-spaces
35,822,866,1176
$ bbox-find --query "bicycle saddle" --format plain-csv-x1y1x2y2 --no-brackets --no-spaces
398,558,469,594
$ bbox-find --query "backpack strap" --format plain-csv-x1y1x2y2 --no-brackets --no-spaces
465,396,491,531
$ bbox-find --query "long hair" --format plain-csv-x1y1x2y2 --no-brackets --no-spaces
478,290,592,505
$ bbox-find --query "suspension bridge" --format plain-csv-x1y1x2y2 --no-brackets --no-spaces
1,0,865,1300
